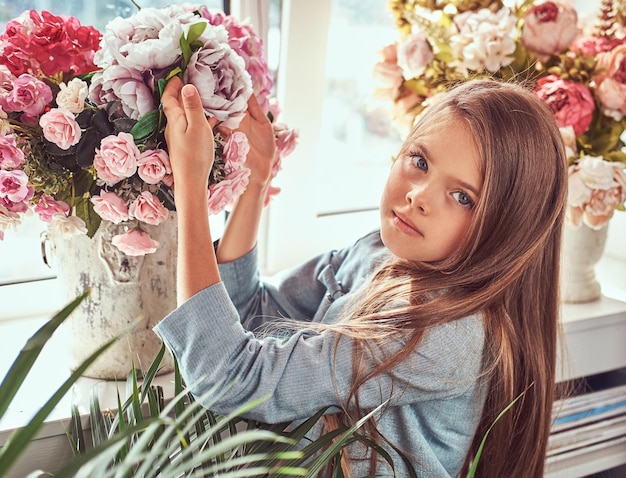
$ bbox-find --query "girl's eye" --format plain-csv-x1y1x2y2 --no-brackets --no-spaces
453,191,474,208
409,152,427,171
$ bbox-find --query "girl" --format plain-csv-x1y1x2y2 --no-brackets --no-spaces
155,77,567,477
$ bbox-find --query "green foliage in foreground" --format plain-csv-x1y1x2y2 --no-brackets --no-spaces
0,292,406,478
0,292,520,477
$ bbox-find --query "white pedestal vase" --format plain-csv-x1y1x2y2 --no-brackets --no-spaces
45,212,177,379
561,222,608,303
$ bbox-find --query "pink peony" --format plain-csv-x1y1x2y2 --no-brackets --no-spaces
397,32,434,79
207,167,250,215
534,75,595,135
201,11,273,113
594,44,626,120
521,1,578,57
0,134,25,169
91,191,130,223
34,194,70,222
89,66,156,120
183,27,253,129
39,108,82,150
112,229,160,256
128,191,169,225
571,36,625,57
0,73,53,116
223,131,249,172
93,132,140,186
567,156,626,229
137,149,171,184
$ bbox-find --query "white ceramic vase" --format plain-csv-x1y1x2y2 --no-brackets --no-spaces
561,222,608,303
46,212,177,379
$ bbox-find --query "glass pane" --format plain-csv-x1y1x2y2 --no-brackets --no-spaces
0,0,225,285
315,0,403,216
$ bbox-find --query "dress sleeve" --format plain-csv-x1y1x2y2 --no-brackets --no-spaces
153,282,485,424
217,243,349,326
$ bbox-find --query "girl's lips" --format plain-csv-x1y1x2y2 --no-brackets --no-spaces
392,211,422,237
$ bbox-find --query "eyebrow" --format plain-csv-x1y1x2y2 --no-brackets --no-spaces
418,143,481,198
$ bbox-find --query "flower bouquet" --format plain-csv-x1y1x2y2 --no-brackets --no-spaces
373,0,626,229
0,5,298,255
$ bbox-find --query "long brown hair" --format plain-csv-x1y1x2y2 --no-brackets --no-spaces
323,79,567,477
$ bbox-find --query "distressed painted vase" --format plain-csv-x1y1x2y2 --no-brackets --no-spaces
561,222,608,303
46,212,177,379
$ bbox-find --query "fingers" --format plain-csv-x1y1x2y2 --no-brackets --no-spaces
246,94,266,121
180,84,209,130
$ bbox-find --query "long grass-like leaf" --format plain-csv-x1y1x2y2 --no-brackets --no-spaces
466,390,526,478
0,290,89,421
0,325,118,474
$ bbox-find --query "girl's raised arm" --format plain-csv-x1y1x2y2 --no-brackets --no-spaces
216,95,276,264
162,76,220,304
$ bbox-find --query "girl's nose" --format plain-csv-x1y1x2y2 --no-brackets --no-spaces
406,183,430,214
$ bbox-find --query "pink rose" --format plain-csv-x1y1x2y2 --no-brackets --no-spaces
93,132,140,186
534,75,595,135
397,33,434,79
594,44,626,120
223,131,250,172
571,36,625,57
91,191,130,223
372,44,403,96
137,149,171,184
521,1,577,57
34,194,70,222
183,29,253,129
207,167,250,215
0,134,25,169
567,156,626,229
274,124,299,161
0,73,53,116
0,169,31,203
39,108,82,150
128,191,169,225
263,184,281,207
112,229,160,256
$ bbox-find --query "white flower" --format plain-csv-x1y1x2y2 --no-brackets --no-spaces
0,204,21,240
95,7,198,70
450,8,518,74
0,106,11,136
56,78,88,114
48,214,88,236
576,155,617,190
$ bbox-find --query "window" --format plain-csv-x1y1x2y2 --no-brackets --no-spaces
0,0,225,291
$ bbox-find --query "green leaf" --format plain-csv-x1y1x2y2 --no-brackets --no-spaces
0,305,121,475
74,196,102,238
187,21,207,46
131,109,160,142
0,291,89,421
466,391,526,478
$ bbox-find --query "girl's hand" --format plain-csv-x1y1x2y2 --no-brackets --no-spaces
221,95,276,190
161,76,217,190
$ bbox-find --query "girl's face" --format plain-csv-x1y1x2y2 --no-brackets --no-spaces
379,116,483,263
